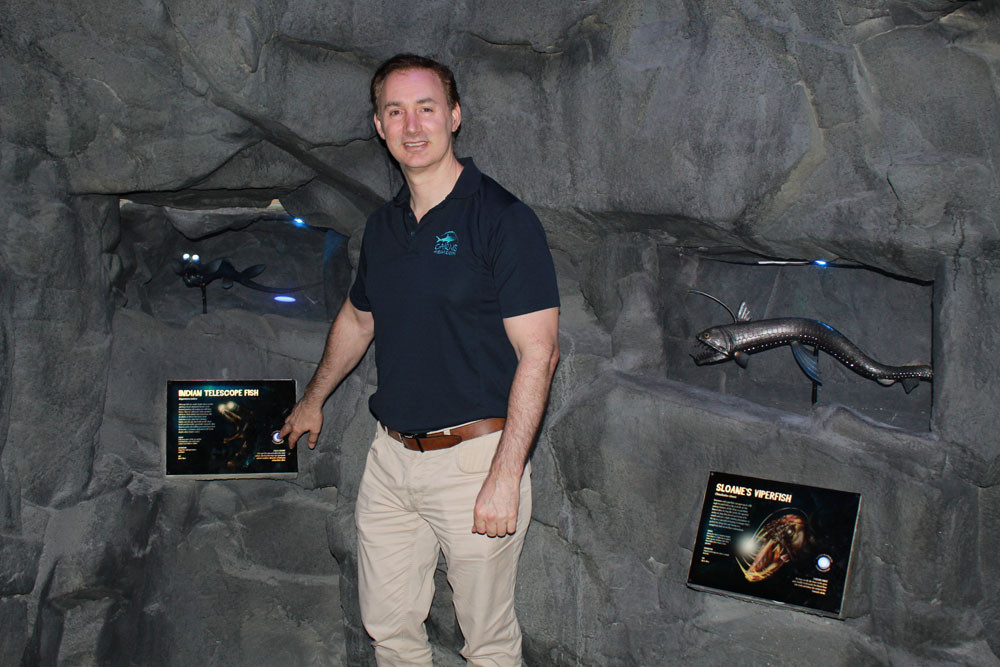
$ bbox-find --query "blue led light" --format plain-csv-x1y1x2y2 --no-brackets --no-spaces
293,218,305,226
274,295,297,303
813,259,828,267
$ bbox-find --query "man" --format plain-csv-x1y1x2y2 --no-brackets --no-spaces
279,54,560,666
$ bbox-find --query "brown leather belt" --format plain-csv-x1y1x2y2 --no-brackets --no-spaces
383,417,505,452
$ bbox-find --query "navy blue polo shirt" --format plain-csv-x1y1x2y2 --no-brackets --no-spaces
349,158,559,433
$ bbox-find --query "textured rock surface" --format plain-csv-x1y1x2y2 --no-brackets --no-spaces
2,0,999,665
91,306,346,664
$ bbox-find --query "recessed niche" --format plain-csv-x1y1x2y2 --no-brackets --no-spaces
117,201,350,324
660,248,932,431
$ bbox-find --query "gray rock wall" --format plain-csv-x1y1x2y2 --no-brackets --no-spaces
2,1,999,665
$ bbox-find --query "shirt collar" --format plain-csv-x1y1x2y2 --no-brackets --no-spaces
392,157,481,207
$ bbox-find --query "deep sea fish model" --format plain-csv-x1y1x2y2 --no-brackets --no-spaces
171,255,305,313
689,291,933,393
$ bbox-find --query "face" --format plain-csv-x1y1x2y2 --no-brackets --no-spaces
373,68,462,175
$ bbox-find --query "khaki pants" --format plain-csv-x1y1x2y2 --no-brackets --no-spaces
356,424,531,666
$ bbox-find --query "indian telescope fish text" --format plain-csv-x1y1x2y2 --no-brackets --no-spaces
177,389,260,397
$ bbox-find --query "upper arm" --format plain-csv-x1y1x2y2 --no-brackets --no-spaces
339,297,375,341
502,307,559,363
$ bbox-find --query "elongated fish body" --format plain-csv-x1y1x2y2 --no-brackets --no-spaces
693,317,932,391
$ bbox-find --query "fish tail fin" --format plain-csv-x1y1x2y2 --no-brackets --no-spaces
243,264,267,279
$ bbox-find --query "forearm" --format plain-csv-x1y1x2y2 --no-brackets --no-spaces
473,307,558,536
490,341,559,478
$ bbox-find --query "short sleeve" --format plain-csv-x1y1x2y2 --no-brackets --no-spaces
348,235,371,312
489,202,560,318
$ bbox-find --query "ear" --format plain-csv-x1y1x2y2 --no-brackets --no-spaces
374,112,385,140
450,102,462,133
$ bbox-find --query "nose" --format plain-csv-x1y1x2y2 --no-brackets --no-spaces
404,110,420,134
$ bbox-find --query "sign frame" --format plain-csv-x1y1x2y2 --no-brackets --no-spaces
687,471,861,618
165,379,298,479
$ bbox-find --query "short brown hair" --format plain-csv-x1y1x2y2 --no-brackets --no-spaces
370,54,460,115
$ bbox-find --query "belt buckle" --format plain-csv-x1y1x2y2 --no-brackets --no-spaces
400,431,429,452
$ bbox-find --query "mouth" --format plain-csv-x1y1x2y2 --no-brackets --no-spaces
691,339,729,365
402,140,428,150
744,514,806,582
745,541,785,582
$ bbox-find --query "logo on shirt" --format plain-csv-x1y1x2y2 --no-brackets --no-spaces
433,231,458,256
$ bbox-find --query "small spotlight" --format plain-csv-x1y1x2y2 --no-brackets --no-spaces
274,295,296,303
293,218,305,227
815,554,832,572
813,260,828,267
191,254,200,262
182,253,190,260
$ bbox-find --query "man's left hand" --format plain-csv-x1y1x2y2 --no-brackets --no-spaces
472,471,520,537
